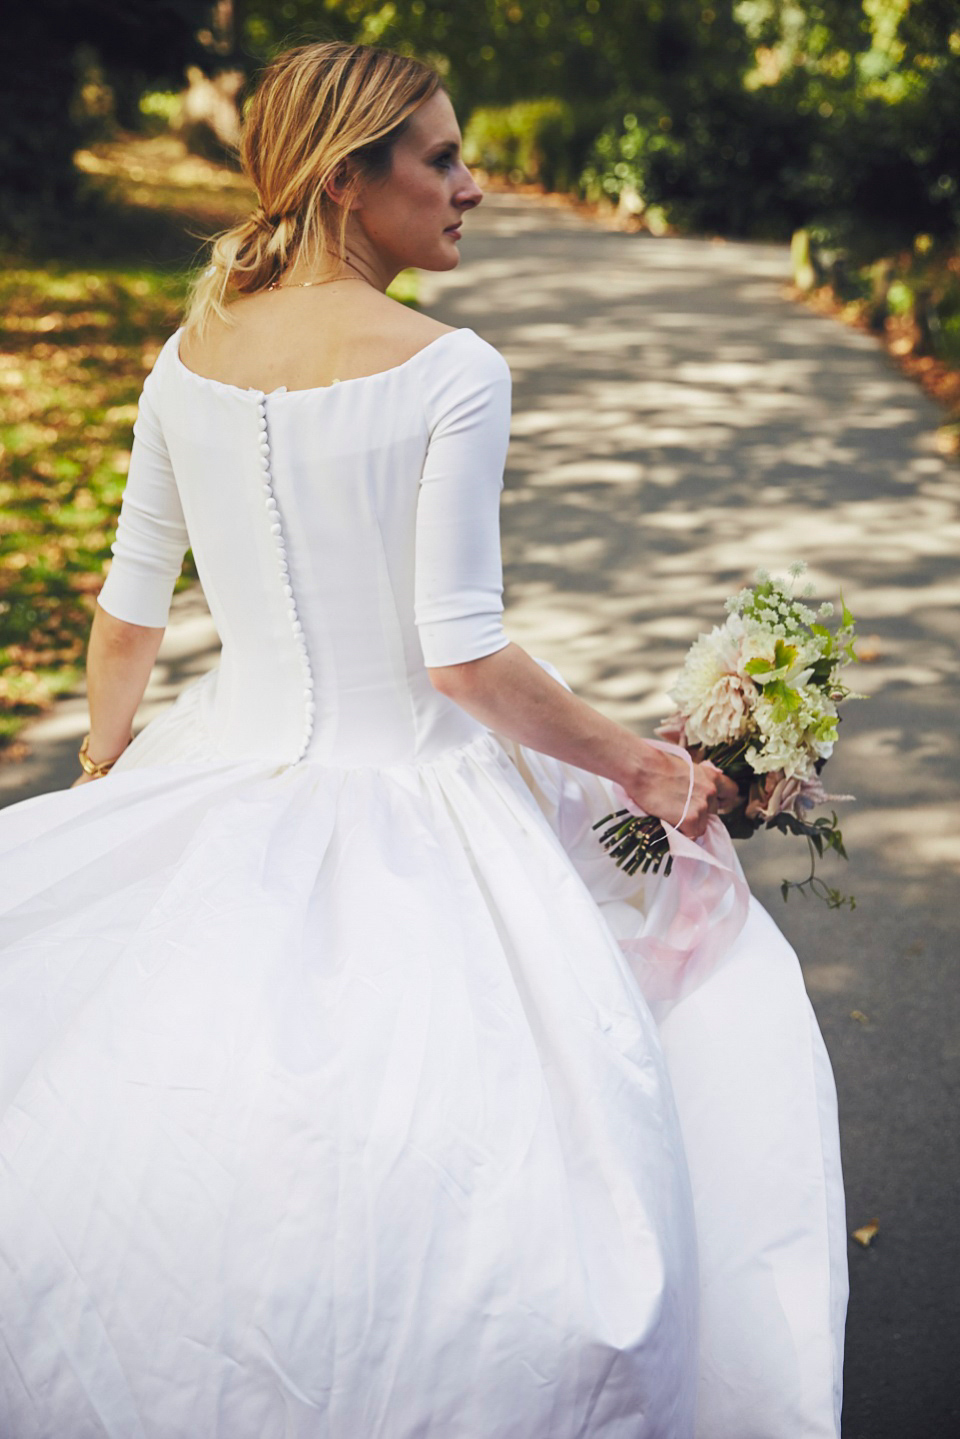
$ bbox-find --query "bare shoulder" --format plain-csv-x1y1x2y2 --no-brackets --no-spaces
177,314,226,372
315,290,460,380
364,292,457,357
177,288,460,392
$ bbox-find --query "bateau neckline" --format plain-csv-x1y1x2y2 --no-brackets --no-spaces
171,325,474,397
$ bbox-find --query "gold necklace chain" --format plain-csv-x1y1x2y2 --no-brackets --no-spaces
267,274,368,293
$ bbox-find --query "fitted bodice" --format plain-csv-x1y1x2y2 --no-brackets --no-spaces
97,327,514,768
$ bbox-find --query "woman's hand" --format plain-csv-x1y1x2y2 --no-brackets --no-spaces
703,761,741,815
625,746,740,840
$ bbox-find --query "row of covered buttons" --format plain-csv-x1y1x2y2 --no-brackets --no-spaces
257,397,315,761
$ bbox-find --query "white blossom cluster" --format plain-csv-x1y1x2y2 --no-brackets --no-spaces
746,686,839,780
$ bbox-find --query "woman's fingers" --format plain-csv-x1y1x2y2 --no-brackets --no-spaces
676,765,714,838
675,760,738,838
625,748,737,839
717,775,740,812
702,763,740,814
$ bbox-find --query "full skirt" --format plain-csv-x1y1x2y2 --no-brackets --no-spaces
0,667,847,1438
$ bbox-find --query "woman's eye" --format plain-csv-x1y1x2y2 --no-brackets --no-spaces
433,153,454,171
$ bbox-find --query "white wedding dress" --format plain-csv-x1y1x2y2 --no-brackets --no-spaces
0,326,847,1439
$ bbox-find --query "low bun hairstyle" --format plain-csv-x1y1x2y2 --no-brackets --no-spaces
185,42,442,333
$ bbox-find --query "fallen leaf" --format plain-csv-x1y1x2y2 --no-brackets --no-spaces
855,635,883,663
852,1218,879,1248
850,1010,870,1025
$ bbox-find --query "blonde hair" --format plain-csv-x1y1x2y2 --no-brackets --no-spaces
185,41,442,333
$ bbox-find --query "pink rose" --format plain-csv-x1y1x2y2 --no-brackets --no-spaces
746,770,852,823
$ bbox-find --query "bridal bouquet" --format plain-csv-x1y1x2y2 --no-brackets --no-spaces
594,564,861,908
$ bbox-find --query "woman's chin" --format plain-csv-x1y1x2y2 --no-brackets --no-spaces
412,244,462,273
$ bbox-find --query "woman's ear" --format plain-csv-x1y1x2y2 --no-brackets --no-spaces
324,160,363,210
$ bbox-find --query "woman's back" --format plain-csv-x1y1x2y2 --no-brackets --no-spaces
99,308,513,768
177,285,454,392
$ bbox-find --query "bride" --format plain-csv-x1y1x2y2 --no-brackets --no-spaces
0,40,847,1439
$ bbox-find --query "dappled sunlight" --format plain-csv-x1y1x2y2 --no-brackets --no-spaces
422,195,960,902
0,586,219,803
75,135,253,227
0,262,191,751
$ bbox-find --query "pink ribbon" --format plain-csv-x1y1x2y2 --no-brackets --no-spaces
611,738,750,1018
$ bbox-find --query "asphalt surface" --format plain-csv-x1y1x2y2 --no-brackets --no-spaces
3,193,959,1437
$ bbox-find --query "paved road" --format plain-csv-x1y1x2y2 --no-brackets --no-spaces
4,194,959,1437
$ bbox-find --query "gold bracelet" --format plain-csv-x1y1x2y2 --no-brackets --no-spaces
78,734,129,779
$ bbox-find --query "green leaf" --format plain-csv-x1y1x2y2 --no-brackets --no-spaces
840,591,855,629
765,678,801,723
774,638,798,670
810,622,834,654
722,807,760,840
767,812,810,839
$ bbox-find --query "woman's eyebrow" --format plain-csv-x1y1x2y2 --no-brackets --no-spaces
426,138,461,155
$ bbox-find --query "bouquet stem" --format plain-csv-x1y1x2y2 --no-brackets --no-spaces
593,773,855,908
592,811,673,877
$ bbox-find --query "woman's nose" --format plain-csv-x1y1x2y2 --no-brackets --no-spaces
457,167,484,209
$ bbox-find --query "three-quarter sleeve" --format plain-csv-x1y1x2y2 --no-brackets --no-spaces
96,356,190,628
414,337,513,667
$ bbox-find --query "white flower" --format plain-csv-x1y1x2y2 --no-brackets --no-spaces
739,623,819,688
746,732,815,781
725,587,752,614
669,616,760,747
670,621,740,708
687,672,759,747
745,681,839,779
